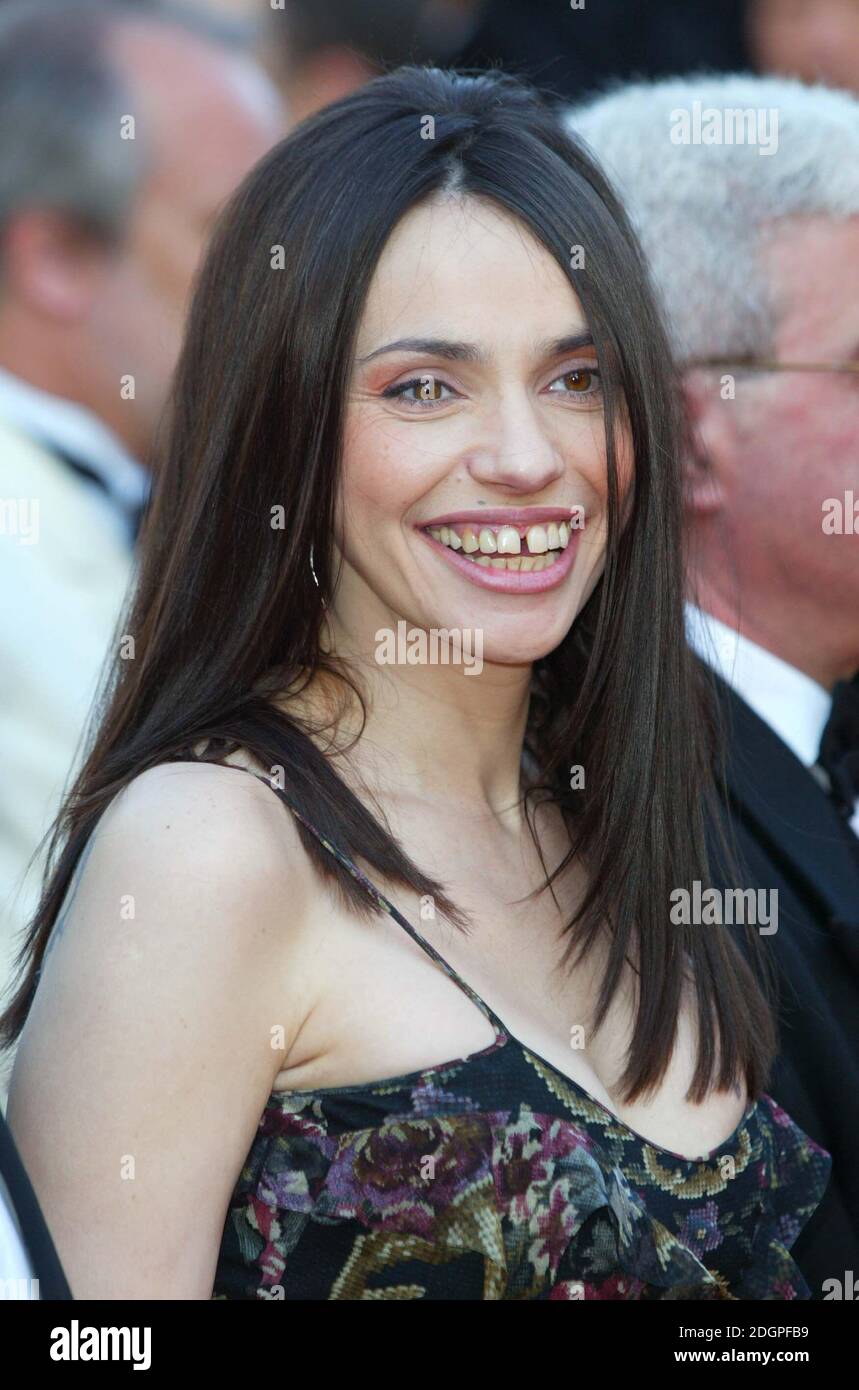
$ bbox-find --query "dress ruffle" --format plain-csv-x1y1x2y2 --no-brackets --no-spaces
215,1092,830,1300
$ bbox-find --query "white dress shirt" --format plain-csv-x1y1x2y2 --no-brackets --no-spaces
0,370,148,1101
686,603,859,837
0,366,148,545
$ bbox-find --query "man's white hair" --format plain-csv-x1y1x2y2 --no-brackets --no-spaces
566,74,859,361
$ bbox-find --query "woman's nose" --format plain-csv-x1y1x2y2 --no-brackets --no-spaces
464,397,566,493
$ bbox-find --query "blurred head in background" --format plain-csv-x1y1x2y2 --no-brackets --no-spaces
749,0,859,96
569,75,859,689
264,0,479,124
0,0,285,467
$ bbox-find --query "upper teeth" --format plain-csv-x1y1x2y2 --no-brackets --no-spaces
427,521,571,555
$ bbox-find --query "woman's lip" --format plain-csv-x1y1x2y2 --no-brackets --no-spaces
416,527,580,594
420,507,581,528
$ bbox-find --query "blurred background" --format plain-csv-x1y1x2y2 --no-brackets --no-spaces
213,0,859,112
2,0,859,1083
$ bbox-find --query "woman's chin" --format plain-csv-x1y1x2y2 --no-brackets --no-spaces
369,611,574,674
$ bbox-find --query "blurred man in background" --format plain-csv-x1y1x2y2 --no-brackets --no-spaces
749,0,859,95
569,74,859,1296
264,0,478,123
0,0,284,1088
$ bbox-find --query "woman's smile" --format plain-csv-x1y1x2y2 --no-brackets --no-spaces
416,506,583,594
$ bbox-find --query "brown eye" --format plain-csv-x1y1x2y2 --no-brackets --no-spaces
564,369,593,392
417,376,443,400
547,365,603,402
382,376,456,407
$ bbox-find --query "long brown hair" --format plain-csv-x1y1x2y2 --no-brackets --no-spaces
1,66,776,1103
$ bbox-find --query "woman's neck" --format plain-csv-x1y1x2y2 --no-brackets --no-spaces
277,646,535,833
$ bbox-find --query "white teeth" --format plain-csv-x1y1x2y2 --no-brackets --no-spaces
437,549,557,572
426,519,573,568
495,525,521,555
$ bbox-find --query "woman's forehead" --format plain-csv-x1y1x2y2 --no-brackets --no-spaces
355,195,587,355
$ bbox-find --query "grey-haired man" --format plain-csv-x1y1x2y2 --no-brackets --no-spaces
569,75,859,1298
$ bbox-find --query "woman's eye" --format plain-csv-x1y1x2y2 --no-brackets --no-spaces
547,367,602,400
382,376,456,407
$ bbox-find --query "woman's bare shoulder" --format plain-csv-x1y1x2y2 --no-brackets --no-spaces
107,755,309,880
35,755,318,1000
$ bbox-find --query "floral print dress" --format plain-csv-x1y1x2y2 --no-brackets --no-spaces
211,777,831,1301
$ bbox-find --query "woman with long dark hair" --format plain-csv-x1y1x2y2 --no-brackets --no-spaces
1,66,829,1300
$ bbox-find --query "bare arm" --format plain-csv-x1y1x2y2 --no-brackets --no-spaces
6,761,311,1299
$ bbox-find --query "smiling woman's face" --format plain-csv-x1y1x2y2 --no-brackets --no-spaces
333,194,631,664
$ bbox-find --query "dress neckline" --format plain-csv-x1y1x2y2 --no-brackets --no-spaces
268,1029,761,1166
219,762,759,1165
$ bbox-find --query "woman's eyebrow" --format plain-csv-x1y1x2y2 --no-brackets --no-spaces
356,331,594,368
541,332,595,357
356,337,487,366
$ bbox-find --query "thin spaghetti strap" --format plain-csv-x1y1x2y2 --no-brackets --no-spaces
229,764,509,1043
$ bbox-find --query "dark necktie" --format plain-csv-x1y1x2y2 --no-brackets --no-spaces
818,676,859,823
50,443,146,543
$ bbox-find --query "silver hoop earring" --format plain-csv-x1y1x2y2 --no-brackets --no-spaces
309,543,327,609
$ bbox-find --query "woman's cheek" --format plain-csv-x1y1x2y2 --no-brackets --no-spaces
340,410,402,513
337,410,421,566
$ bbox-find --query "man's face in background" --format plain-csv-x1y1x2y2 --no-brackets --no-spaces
687,214,859,685
84,23,285,462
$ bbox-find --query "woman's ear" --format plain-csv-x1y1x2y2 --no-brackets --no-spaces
680,370,735,517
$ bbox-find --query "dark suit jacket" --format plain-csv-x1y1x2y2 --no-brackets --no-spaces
707,674,859,1298
0,1108,71,1299
455,0,749,105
